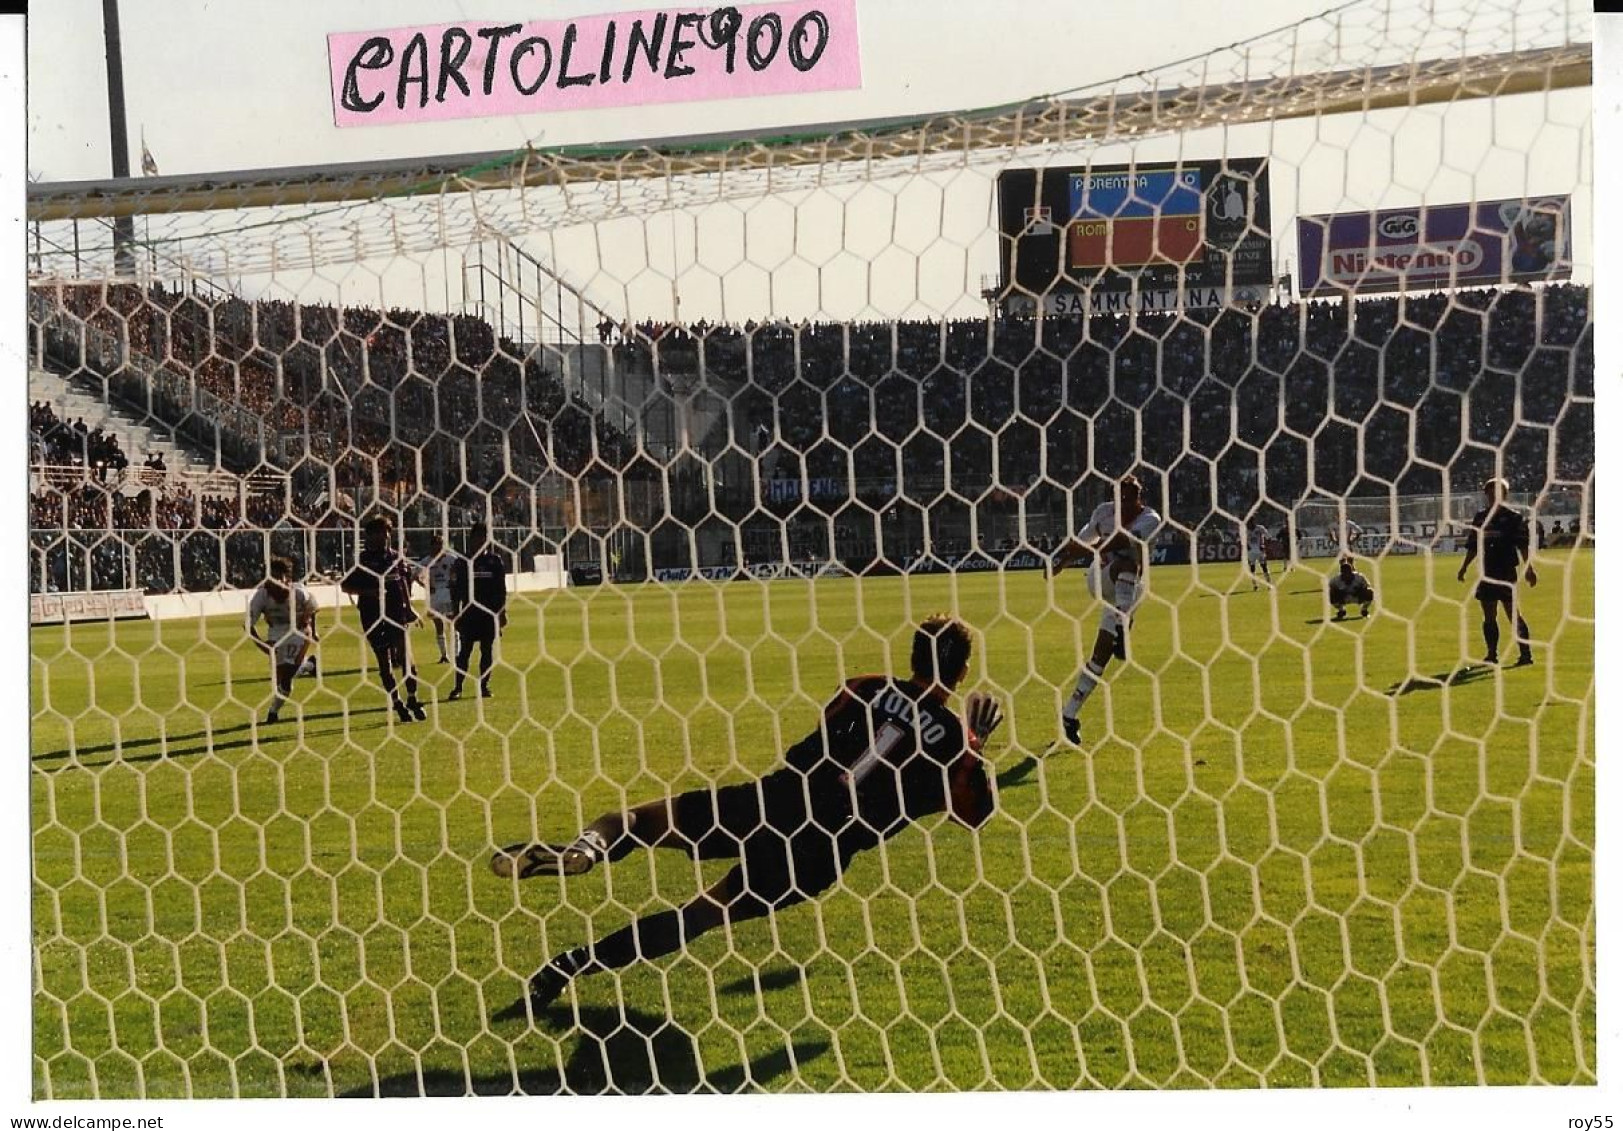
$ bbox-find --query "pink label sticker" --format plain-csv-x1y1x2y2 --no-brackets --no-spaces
329,1,862,128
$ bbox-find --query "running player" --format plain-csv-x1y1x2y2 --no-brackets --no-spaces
1049,474,1162,746
246,556,318,725
494,615,1002,1018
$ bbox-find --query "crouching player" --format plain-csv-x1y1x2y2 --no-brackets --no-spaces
492,615,1002,1019
247,556,318,724
1049,474,1162,746
1328,556,1374,620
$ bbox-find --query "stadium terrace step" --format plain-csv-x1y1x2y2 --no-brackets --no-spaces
30,367,213,471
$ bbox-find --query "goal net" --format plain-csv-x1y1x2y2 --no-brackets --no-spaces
26,0,1594,1098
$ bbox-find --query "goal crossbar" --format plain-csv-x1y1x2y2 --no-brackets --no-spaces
25,44,1590,222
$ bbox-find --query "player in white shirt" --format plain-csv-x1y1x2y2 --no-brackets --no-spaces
418,533,462,664
246,556,318,724
1246,520,1272,590
1328,556,1375,620
1049,474,1162,746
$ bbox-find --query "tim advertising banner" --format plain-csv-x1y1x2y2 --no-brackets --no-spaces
1297,196,1572,296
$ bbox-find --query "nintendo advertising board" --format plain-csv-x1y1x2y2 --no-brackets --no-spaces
1297,196,1572,296
996,158,1273,315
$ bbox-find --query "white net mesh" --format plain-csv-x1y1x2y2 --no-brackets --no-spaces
28,0,1593,1098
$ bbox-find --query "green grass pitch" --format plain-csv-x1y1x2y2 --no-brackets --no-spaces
29,549,1594,1096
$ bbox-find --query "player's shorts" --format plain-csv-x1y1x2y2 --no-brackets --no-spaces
456,610,499,640
1475,575,1518,603
429,591,455,618
270,633,309,668
1098,572,1143,637
668,777,848,913
365,624,408,658
1247,550,1265,568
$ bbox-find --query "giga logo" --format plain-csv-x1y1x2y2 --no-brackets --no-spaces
1378,214,1419,239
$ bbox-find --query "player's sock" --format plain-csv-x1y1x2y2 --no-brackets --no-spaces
1515,617,1533,662
577,819,647,864
1063,661,1107,720
568,827,617,863
530,906,692,1012
584,905,704,973
1483,618,1501,662
528,947,591,1013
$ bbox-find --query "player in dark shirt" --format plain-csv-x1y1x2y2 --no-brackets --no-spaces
494,614,1003,1019
448,521,509,701
340,514,426,723
1456,477,1538,666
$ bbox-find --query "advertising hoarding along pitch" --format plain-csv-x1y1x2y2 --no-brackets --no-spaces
1296,196,1572,296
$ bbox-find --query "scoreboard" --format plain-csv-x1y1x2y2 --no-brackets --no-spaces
997,157,1273,314
1069,168,1205,267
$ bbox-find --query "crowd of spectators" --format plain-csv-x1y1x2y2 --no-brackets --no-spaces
30,401,128,479
29,277,1594,587
623,283,1593,568
37,282,638,490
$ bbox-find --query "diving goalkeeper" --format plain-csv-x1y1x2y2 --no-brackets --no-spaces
492,614,1003,1018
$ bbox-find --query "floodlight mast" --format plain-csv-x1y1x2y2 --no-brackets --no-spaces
101,0,137,276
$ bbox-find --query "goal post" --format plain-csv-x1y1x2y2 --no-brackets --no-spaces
26,0,1594,1099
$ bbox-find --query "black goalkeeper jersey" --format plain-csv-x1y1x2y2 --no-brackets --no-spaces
1466,506,1530,581
453,547,509,624
770,675,984,850
342,548,415,632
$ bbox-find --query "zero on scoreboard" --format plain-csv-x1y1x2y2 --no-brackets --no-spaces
1069,168,1205,267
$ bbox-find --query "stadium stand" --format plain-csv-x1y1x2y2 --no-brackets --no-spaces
27,281,1592,593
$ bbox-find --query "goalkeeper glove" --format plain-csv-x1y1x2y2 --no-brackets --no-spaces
964,691,1004,752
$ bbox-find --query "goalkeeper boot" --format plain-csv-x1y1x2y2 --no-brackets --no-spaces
527,963,573,1017
491,842,599,879
394,701,415,724
1061,715,1082,746
407,698,428,721
1515,648,1534,667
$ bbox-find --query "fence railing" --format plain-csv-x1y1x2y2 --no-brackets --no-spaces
29,461,286,499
